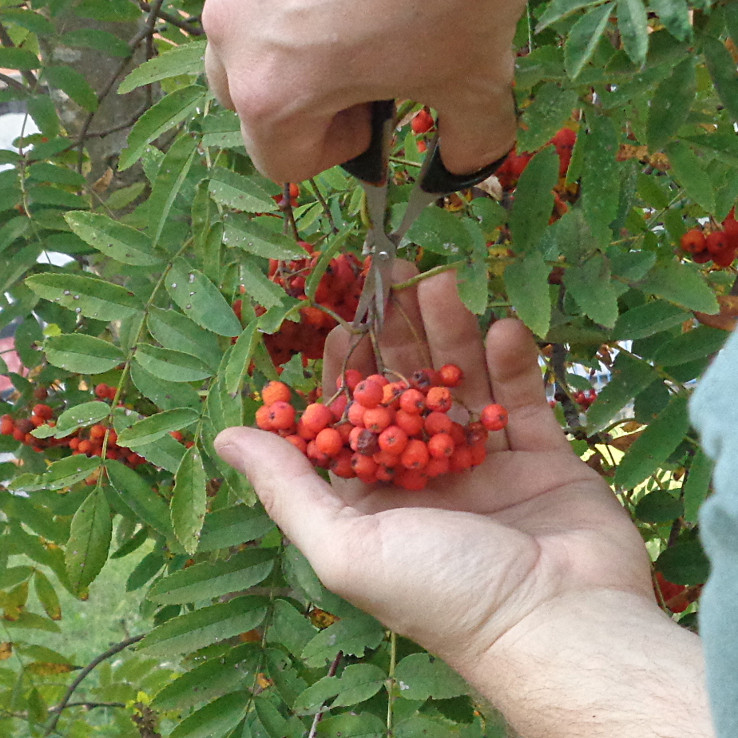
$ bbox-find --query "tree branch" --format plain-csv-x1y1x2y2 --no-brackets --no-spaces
44,634,145,736
136,1,204,36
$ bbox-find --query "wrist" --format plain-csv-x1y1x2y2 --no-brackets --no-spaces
454,588,713,738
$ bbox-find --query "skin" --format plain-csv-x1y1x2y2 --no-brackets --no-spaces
202,0,525,182
215,267,714,737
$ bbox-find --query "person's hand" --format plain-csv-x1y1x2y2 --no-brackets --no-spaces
215,264,652,662
202,0,525,182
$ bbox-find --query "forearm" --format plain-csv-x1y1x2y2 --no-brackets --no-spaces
458,589,713,738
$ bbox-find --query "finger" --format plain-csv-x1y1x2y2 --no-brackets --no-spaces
323,327,375,397
204,44,234,110
485,319,572,453
241,103,373,183
214,427,358,581
416,269,491,411
434,84,517,175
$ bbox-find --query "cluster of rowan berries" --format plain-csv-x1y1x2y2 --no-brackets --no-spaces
679,208,738,268
235,242,366,366
253,364,508,491
549,387,597,411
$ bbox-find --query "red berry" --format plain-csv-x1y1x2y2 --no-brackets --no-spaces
401,439,430,470
268,401,296,430
395,467,428,491
363,406,394,433
425,386,452,413
428,432,455,458
706,230,729,256
347,401,367,427
315,427,343,457
255,404,274,431
336,369,363,392
377,425,409,455
95,383,110,399
351,453,378,481
285,434,308,454
424,411,453,436
680,228,706,255
399,389,425,415
395,409,425,438
330,448,355,478
302,403,333,433
353,379,384,409
480,404,509,432
32,403,53,420
0,415,14,435
411,108,434,135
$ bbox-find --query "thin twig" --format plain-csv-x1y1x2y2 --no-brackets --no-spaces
0,22,37,88
49,701,126,713
0,72,28,94
309,177,339,234
136,1,204,35
280,183,300,241
44,634,145,736
307,651,343,738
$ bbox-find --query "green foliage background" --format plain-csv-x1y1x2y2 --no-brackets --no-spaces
0,0,736,735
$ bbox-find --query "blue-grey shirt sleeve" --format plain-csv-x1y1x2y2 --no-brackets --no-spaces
689,326,738,737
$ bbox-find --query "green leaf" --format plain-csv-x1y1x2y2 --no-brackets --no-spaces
119,85,208,171
209,168,279,213
683,448,714,524
169,691,248,738
656,539,709,585
25,273,142,321
637,261,719,314
394,653,469,700
0,47,40,70
509,146,559,253
563,252,618,327
116,409,199,449
616,0,649,67
703,36,738,124
536,0,606,32
225,321,259,394
170,445,207,555
295,663,386,714
517,84,580,151
197,505,276,553
65,211,164,266
238,257,290,308
635,490,683,523
564,2,614,78
268,599,318,659
165,257,242,337
646,57,696,151
106,460,173,538
649,0,691,41
128,434,186,475
0,8,55,35
504,251,551,337
586,352,658,433
223,215,310,260
43,65,98,112
59,28,130,57
118,39,208,94
149,134,199,247
653,326,728,367
457,219,490,315
134,344,213,383
44,334,125,374
315,713,385,737
33,570,61,621
129,362,202,411
147,307,221,370
581,113,620,246
53,401,110,437
665,141,716,213
405,205,472,256
302,614,385,668
137,595,267,657
152,643,260,711
65,488,112,594
614,394,690,489
148,549,275,605
612,301,689,340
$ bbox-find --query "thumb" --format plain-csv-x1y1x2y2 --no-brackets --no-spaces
214,427,351,570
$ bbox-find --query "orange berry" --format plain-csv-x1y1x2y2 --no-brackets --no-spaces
438,363,464,387
0,415,14,435
449,421,467,446
365,373,389,387
330,448,355,478
315,427,343,457
428,432,455,458
449,444,473,472
411,108,434,134
375,464,396,482
77,439,92,454
32,403,53,420
395,409,424,437
328,393,348,421
285,434,308,454
480,404,509,432
351,453,378,481
268,401,296,430
382,381,407,408
399,389,425,414
424,411,453,436
335,422,353,443
347,401,366,427
426,456,450,478
469,442,487,466
680,228,706,254
12,428,24,442
307,440,331,467
30,414,45,428
353,379,384,409
374,448,402,467
302,403,333,433
410,368,437,391
255,404,274,431
363,406,393,433
465,421,488,446
68,437,80,450
401,439,430,470
90,424,107,440
706,230,729,256
262,381,291,406
377,425,408,455
426,386,452,412
94,383,110,399
395,467,428,491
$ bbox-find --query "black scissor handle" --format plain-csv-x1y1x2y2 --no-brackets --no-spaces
340,99,395,185
418,134,510,196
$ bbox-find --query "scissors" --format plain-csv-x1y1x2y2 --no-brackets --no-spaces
342,100,508,333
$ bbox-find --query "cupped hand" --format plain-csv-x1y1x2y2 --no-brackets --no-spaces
202,0,525,182
214,266,653,674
